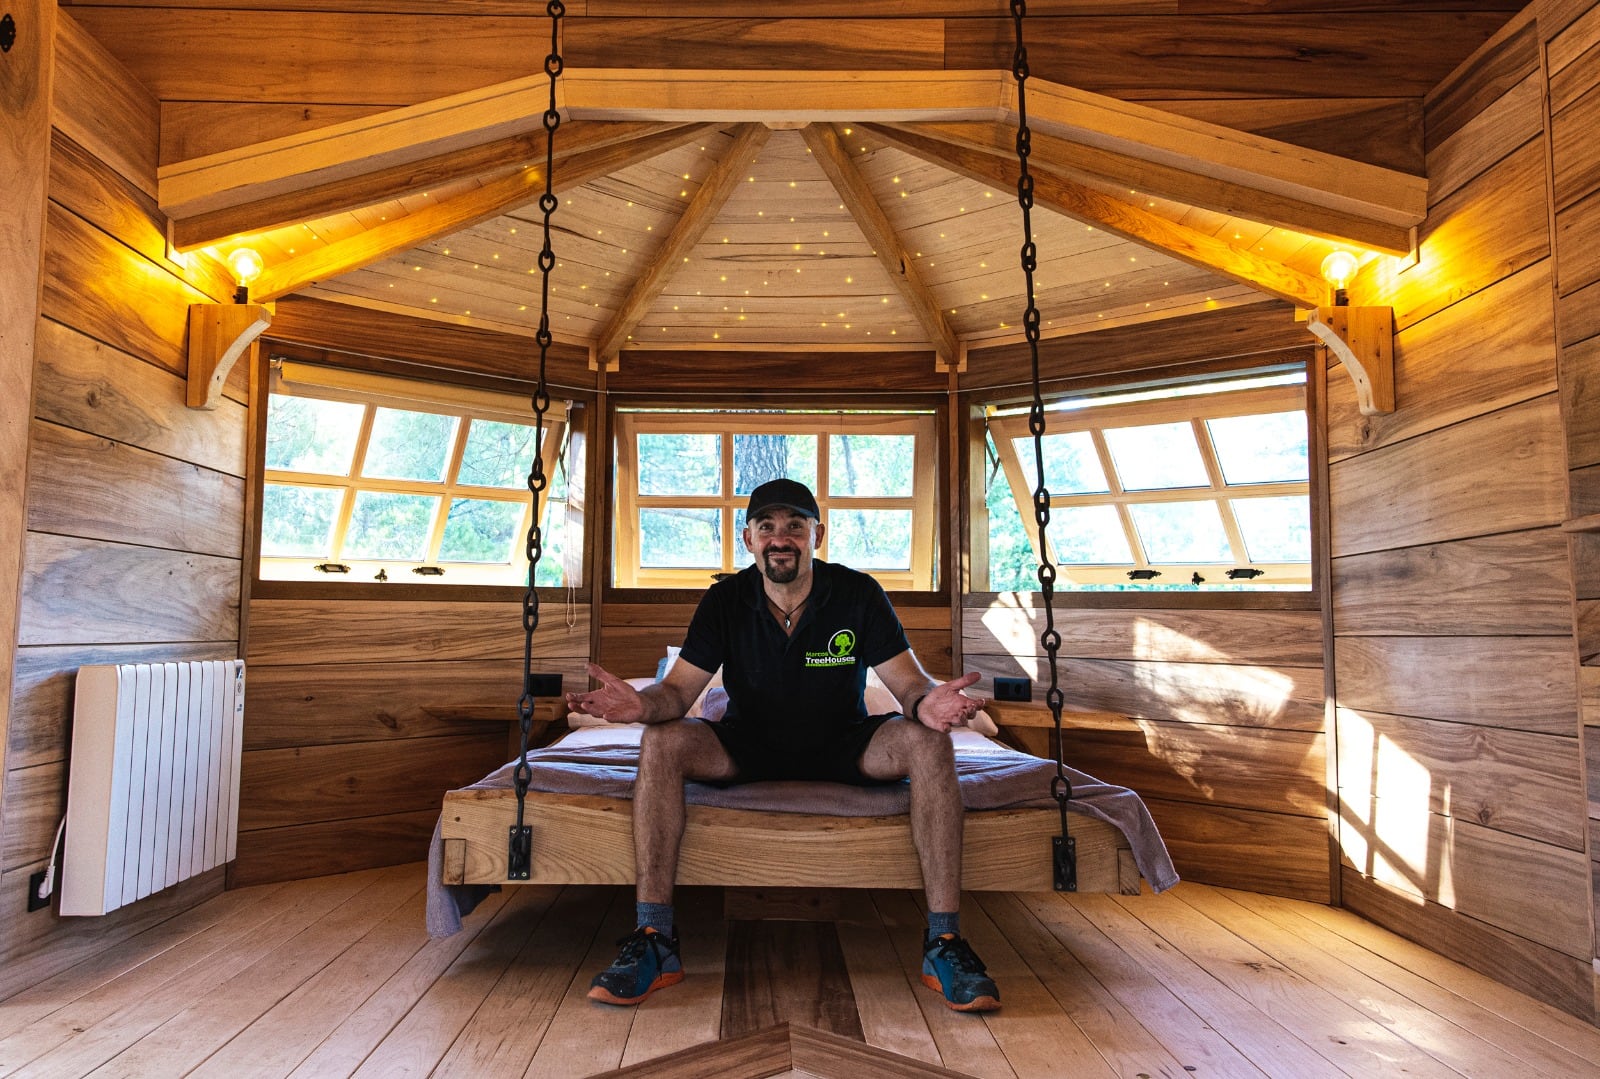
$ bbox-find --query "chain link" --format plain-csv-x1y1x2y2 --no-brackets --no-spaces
1009,0,1075,858
513,0,564,855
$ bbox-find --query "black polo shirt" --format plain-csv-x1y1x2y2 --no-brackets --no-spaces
677,559,911,759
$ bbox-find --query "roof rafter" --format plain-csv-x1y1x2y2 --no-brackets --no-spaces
800,123,959,369
595,124,773,369
881,120,1414,255
170,121,687,252
251,124,721,304
865,124,1330,310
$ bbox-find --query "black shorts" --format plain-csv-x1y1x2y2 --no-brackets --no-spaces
707,713,903,786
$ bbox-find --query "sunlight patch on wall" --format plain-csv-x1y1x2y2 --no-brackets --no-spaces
1337,706,1447,902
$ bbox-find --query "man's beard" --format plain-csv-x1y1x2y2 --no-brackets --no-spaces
761,548,800,584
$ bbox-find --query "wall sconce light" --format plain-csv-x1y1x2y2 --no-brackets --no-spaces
1319,250,1359,306
187,246,272,409
1305,247,1396,416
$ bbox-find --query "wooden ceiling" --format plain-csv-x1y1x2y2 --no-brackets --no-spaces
67,1,1524,370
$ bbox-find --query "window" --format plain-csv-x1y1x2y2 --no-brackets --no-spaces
981,373,1310,591
259,361,582,587
613,410,937,589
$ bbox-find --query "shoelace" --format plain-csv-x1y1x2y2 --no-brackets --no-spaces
613,928,674,966
928,935,989,975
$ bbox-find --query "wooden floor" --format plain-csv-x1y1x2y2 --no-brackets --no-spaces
2,862,1598,1078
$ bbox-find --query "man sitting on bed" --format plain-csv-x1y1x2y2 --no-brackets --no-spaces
566,477,1001,1013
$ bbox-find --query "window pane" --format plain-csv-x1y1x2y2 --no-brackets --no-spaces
1128,501,1233,562
265,397,364,475
344,491,438,560
1052,505,1133,564
458,419,536,489
733,508,753,567
1207,411,1308,484
829,435,914,496
535,500,569,587
1011,431,1110,495
362,408,457,482
827,509,912,569
640,507,720,567
639,433,721,495
1233,496,1311,562
734,434,817,494
260,484,341,557
438,498,524,563
1103,422,1209,491
986,436,1035,589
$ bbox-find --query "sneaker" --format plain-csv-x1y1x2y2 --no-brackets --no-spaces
587,926,683,1005
921,932,1001,1012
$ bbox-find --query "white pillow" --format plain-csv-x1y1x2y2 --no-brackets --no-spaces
662,646,724,719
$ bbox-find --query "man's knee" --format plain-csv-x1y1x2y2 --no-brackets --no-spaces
640,718,734,780
871,718,955,777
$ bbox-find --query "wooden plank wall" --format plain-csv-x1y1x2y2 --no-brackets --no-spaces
237,600,592,885
0,0,55,899
0,13,247,1001
599,601,953,685
55,1,1522,175
961,601,1328,902
1327,2,1595,1020
1545,0,1600,982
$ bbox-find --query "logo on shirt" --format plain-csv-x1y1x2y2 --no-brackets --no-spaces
805,628,858,668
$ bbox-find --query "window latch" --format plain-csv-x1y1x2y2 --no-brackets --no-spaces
313,562,351,574
412,565,445,577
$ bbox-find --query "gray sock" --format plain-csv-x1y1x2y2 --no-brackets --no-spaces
637,901,675,937
927,911,960,939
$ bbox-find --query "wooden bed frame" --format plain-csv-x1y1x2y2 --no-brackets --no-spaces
438,788,1142,894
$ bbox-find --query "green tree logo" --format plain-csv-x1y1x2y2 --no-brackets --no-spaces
828,629,856,657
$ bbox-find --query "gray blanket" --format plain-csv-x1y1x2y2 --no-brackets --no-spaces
426,733,1177,937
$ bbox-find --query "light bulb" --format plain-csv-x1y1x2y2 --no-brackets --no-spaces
226,247,264,287
1319,250,1359,292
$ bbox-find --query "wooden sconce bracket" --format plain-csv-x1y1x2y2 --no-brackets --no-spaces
187,302,272,409
1306,306,1395,415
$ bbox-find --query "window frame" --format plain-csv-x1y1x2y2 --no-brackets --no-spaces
982,378,1312,591
611,408,939,591
257,360,577,589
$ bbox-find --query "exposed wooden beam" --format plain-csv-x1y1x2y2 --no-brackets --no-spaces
883,120,1415,255
250,124,720,304
158,74,557,219
594,124,773,369
560,70,1424,234
1006,78,1426,232
800,123,958,369
562,68,1007,123
868,124,1328,310
170,121,686,252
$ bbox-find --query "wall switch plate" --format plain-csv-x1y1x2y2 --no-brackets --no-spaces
527,673,563,697
993,676,1032,702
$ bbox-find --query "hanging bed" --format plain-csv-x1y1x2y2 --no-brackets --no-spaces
425,685,1177,937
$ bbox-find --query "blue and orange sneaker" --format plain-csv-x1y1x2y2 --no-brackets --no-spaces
921,932,1001,1012
587,926,683,1005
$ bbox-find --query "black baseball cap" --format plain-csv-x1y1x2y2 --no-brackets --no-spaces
746,478,820,520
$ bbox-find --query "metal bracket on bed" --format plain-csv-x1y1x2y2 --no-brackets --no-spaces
508,825,532,880
1053,834,1077,892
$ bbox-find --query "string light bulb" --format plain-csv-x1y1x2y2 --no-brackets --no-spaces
226,247,264,302
1320,249,1359,306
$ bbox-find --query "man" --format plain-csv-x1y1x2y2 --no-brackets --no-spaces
566,478,1001,1013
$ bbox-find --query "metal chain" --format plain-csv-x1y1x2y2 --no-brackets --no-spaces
511,0,564,879
1010,0,1075,890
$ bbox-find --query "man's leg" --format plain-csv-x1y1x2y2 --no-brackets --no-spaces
859,720,1000,1013
859,718,962,910
633,718,740,901
590,719,737,1006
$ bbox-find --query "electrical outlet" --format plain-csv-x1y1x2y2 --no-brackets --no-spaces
527,672,563,697
993,676,1032,702
27,870,50,912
